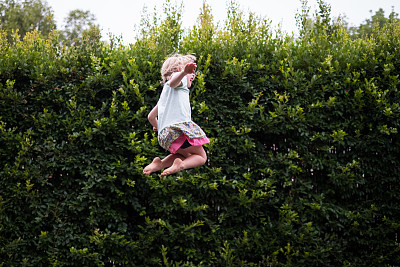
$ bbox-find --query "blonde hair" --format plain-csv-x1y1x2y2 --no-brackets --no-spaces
161,54,196,84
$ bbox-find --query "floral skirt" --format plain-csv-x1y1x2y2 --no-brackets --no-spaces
158,121,210,153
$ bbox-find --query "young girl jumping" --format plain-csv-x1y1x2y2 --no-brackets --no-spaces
143,54,209,176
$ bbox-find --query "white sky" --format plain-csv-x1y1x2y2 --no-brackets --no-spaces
46,0,399,44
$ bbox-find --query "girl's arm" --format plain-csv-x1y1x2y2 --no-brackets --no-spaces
169,62,197,88
148,104,158,131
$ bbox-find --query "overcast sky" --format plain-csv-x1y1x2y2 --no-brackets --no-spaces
46,0,399,44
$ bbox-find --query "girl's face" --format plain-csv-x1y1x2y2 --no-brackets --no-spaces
187,73,195,88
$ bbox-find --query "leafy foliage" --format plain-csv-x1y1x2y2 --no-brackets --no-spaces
347,7,400,39
0,0,100,45
0,0,55,41
1,1,400,266
60,9,100,46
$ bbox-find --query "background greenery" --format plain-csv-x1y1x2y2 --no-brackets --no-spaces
1,0,400,266
0,0,99,45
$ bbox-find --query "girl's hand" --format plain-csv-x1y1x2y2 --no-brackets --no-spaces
169,63,197,88
183,62,197,74
153,126,158,132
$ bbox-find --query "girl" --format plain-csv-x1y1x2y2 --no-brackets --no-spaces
143,54,209,176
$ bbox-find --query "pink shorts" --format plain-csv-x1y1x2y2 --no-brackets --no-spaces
169,134,210,154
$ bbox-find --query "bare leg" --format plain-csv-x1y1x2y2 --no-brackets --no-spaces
160,158,184,176
143,157,163,175
161,145,207,176
143,154,185,175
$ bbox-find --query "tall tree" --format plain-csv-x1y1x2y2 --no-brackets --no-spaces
348,8,399,38
60,9,100,45
0,0,55,40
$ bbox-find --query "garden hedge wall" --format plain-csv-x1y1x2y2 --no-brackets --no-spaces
1,2,400,266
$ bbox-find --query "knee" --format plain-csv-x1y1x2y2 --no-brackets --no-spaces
201,148,207,164
200,152,207,165
195,149,207,165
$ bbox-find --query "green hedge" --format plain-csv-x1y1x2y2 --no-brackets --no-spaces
1,2,400,266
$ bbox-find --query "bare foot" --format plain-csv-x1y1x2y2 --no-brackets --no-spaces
143,157,163,175
161,158,183,176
